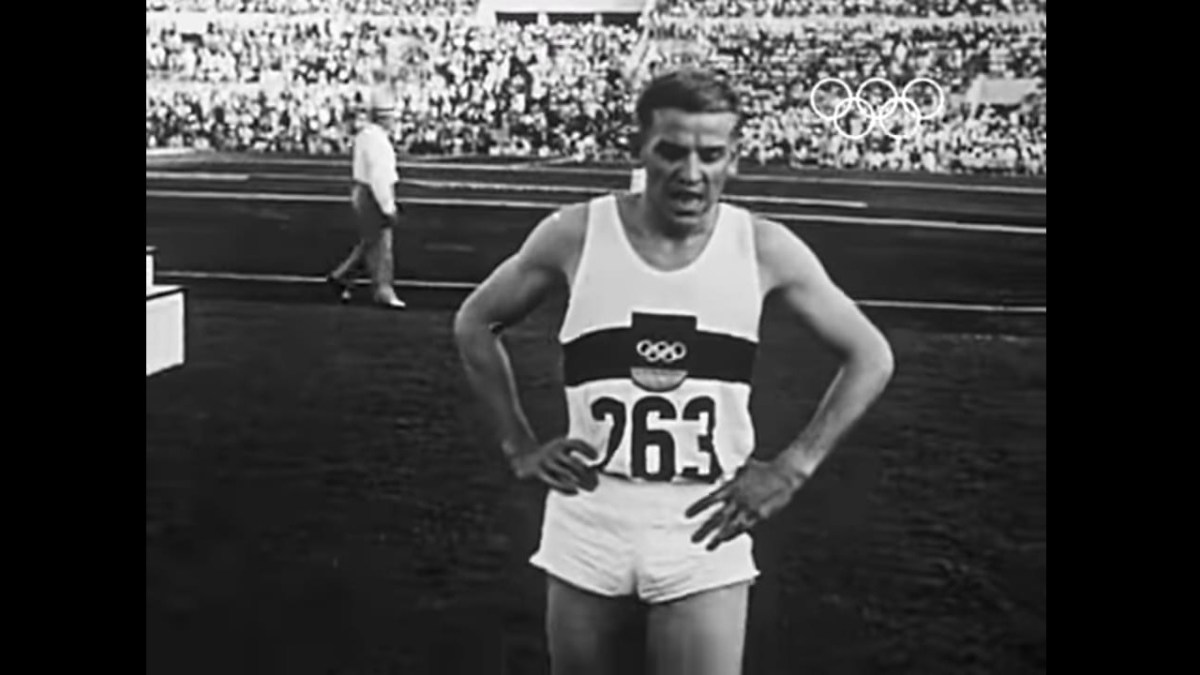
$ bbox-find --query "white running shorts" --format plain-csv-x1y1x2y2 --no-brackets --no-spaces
529,474,759,604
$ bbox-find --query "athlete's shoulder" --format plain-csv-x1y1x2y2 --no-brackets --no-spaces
717,201,773,238
748,212,805,251
519,200,592,270
533,200,590,242
748,213,826,287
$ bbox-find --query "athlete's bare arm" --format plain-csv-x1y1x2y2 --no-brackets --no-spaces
759,216,896,475
453,205,599,493
688,217,894,549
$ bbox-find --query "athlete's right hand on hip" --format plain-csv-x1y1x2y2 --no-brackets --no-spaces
511,438,600,495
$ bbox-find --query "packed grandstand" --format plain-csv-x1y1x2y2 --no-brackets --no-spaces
145,0,1046,175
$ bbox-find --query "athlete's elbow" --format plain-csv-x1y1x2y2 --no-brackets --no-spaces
840,330,894,384
453,297,499,347
452,301,482,347
861,333,895,386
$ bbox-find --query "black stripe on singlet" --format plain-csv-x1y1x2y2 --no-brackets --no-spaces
562,326,757,387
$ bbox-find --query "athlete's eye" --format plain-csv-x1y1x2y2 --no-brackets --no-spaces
653,142,727,164
653,142,688,162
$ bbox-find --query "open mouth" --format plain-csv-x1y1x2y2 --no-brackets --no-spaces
668,189,705,213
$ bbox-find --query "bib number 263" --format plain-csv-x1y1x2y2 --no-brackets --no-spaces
589,395,722,482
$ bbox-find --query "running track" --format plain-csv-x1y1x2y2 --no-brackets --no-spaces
145,153,1046,336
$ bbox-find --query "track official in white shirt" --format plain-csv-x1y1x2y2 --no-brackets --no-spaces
327,87,407,309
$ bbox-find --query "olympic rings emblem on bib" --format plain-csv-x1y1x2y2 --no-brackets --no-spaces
637,339,688,365
809,77,945,141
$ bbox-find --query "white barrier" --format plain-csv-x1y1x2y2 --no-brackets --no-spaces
146,246,185,377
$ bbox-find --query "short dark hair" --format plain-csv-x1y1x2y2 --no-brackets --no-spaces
634,67,741,135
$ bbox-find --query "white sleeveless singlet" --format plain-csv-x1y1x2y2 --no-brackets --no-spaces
558,195,763,485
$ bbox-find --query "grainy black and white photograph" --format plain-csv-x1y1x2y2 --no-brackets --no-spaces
145,1,1046,673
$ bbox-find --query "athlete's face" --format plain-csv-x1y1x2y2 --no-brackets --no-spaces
639,108,740,232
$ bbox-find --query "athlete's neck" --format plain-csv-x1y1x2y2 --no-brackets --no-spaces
632,193,717,243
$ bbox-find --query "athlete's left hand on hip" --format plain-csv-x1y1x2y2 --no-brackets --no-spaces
685,459,807,551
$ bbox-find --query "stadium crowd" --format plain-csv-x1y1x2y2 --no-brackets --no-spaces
146,0,1045,17
146,0,1046,175
655,0,1046,19
146,0,478,15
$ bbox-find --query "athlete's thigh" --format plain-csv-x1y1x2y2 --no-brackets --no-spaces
645,581,751,675
546,574,637,675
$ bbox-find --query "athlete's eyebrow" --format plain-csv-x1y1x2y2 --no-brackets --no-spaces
653,140,728,161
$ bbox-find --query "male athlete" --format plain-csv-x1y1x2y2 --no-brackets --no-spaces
453,69,895,675
326,86,406,309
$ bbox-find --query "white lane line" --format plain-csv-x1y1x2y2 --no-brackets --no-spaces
179,155,1046,195
157,270,1045,314
145,171,249,181
148,189,341,203
400,179,866,209
146,172,869,209
159,270,478,290
775,213,1044,235
146,188,1044,235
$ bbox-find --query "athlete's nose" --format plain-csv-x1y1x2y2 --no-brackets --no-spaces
679,151,703,183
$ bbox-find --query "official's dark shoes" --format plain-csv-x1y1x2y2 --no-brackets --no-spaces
326,274,353,303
